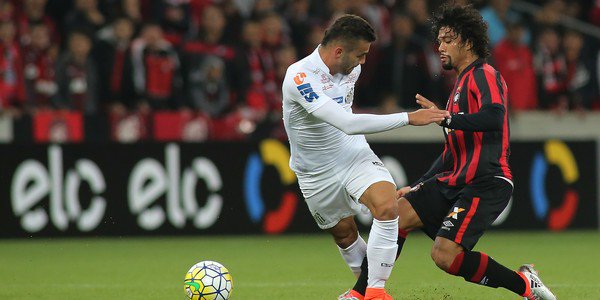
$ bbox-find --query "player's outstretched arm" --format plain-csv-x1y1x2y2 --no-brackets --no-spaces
416,93,504,132
311,100,448,135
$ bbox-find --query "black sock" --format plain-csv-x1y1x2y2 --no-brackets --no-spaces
353,229,409,295
352,256,369,295
448,251,526,295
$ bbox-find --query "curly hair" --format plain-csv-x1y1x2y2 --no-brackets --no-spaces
431,3,490,59
321,14,376,46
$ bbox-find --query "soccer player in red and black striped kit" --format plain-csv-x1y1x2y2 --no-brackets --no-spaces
339,4,557,300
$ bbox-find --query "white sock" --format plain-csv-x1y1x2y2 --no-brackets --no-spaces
338,234,367,278
367,217,399,288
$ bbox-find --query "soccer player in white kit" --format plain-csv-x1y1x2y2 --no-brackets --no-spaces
281,15,449,300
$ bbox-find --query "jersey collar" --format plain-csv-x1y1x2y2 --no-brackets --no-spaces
309,45,333,78
458,58,484,79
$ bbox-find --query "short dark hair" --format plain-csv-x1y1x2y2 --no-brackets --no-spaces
321,14,376,46
431,4,490,59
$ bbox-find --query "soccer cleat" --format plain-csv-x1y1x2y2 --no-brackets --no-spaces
518,264,557,300
364,287,393,300
338,289,364,300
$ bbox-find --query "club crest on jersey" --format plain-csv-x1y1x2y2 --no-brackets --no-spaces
345,87,354,104
297,83,319,102
453,87,461,103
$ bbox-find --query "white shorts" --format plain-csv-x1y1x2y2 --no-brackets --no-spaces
296,150,395,229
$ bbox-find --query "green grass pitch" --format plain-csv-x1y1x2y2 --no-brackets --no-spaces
1,231,598,299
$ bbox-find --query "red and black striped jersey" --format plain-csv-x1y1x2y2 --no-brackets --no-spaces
436,59,512,187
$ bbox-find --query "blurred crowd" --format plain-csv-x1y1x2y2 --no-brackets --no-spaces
0,0,599,140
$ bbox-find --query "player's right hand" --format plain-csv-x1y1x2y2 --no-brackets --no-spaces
407,108,449,126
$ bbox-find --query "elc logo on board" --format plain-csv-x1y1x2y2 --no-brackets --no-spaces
10,144,225,233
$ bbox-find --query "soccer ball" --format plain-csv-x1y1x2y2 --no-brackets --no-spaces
184,261,233,300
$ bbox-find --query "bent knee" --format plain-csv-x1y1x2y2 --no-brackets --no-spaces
371,198,399,220
430,244,459,272
332,229,359,248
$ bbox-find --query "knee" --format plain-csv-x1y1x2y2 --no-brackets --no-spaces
397,199,421,231
371,197,398,221
333,228,359,249
430,244,457,272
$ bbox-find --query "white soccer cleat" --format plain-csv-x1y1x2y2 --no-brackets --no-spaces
518,264,557,300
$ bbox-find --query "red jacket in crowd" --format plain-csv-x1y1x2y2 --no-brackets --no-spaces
493,39,538,110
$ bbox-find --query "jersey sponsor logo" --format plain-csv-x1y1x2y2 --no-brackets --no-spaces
293,72,306,85
447,207,465,219
333,96,344,103
296,83,319,102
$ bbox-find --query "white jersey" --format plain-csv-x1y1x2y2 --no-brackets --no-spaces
283,46,409,228
282,47,375,174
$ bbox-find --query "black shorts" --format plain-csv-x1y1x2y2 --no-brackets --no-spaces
405,176,513,250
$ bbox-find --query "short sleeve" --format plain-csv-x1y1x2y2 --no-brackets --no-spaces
285,70,333,113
